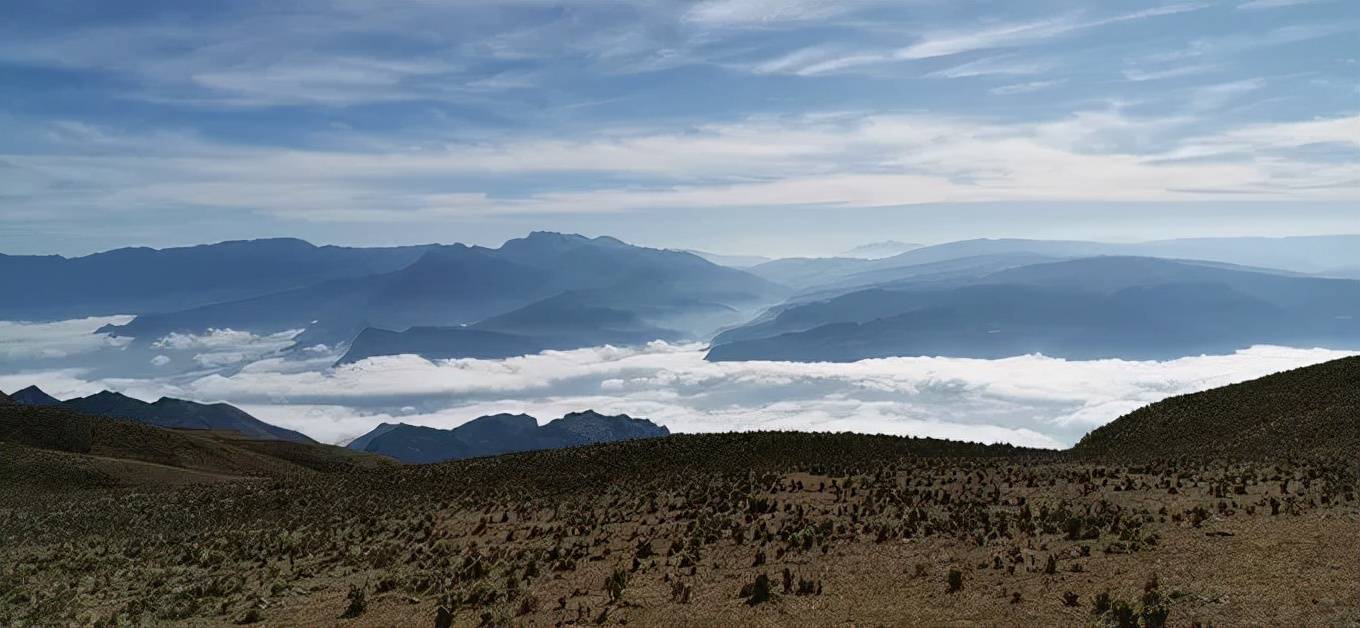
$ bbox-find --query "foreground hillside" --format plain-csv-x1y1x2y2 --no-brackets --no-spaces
1075,356,1360,460
1,360,1357,626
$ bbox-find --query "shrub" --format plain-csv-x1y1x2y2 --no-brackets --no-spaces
340,584,366,619
1093,591,1111,615
605,567,629,603
740,574,773,605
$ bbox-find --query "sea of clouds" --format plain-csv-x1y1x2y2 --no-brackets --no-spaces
0,317,1352,449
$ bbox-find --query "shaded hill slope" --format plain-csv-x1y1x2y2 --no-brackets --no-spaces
59,390,315,443
1073,356,1360,460
9,385,61,406
0,404,392,489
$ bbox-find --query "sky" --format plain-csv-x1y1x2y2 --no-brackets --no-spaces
1,315,1353,447
1,0,1357,257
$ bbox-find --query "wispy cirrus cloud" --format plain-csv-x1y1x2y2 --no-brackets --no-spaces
4,109,1355,229
0,1,1356,253
748,3,1210,76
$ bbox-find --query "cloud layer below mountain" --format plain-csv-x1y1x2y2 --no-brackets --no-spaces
0,317,1350,449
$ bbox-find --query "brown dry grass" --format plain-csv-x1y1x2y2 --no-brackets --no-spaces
2,431,1355,626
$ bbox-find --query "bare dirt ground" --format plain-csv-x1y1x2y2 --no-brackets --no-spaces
3,435,1355,627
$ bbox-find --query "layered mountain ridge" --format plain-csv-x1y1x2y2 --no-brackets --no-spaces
4,386,313,443
709,256,1360,362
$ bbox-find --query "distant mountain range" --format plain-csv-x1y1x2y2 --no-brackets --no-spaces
4,386,313,443
4,383,671,464
6,232,1360,368
747,235,1360,291
101,232,786,362
840,240,923,259
684,250,773,268
0,238,434,321
348,410,669,463
709,256,1360,362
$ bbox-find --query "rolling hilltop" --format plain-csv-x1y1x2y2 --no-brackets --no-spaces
0,358,1355,625
1074,356,1360,460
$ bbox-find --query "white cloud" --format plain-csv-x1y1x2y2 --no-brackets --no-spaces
9,339,1350,449
6,110,1357,227
1122,64,1218,82
927,55,1052,79
1190,78,1268,111
899,4,1209,61
990,79,1066,95
685,0,867,25
1236,0,1329,10
0,316,133,362
151,328,302,367
751,4,1210,76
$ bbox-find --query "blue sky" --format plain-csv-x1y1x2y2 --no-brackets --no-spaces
1,0,1356,256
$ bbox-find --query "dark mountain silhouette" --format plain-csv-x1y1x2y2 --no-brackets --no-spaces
108,232,787,359
0,391,12,405
33,390,317,443
0,238,435,320
9,385,61,406
1073,356,1360,460
337,327,556,364
0,403,390,485
349,410,670,463
709,257,1360,362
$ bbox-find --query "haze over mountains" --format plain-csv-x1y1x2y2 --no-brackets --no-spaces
840,240,923,259
3,232,1359,371
708,256,1360,362
95,232,786,360
0,239,433,321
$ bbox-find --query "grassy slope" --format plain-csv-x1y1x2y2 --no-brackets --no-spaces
1073,356,1360,460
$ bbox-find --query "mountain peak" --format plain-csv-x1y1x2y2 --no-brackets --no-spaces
11,385,62,406
349,409,668,463
511,231,628,249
